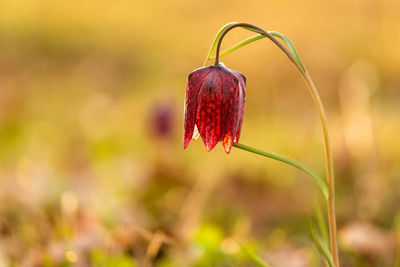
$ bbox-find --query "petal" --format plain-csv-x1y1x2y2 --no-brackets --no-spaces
222,134,233,154
234,85,246,143
183,66,213,148
230,69,246,86
196,68,223,151
219,67,242,153
230,70,246,143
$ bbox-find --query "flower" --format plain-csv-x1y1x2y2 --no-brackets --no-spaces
149,99,174,139
183,64,246,154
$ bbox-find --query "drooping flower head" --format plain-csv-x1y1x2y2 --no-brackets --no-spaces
183,64,246,154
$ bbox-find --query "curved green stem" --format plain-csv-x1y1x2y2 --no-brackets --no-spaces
302,71,338,267
233,143,329,200
208,31,306,72
205,24,305,71
207,22,339,266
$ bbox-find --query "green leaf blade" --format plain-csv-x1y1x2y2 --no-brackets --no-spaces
308,221,334,267
235,239,272,267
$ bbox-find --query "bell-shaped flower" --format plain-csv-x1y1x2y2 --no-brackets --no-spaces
183,64,246,154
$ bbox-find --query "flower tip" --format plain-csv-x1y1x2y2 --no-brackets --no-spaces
183,139,190,149
223,135,233,154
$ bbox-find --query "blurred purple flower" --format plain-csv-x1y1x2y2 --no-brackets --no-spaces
149,100,175,139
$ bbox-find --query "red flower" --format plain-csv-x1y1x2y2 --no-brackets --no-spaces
183,64,246,154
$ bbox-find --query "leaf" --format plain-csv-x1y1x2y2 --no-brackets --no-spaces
313,201,329,248
233,142,329,201
209,34,265,59
203,22,238,66
308,221,334,267
234,239,272,267
267,31,306,72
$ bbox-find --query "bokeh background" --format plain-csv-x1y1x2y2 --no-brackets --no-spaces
0,0,399,266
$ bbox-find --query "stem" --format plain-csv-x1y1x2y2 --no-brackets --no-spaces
302,71,339,267
214,23,339,266
233,143,329,200
214,23,303,73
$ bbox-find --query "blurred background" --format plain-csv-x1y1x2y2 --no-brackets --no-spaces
0,0,399,266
